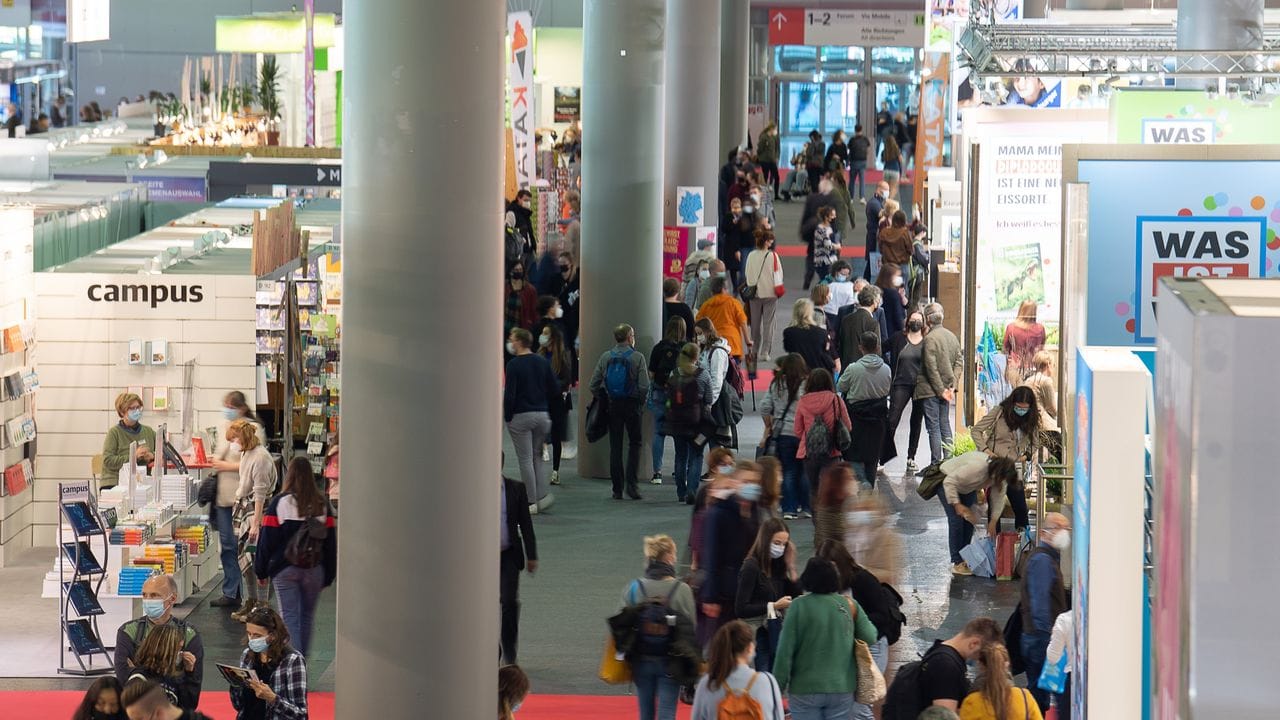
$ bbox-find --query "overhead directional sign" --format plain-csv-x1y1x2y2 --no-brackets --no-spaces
768,7,926,48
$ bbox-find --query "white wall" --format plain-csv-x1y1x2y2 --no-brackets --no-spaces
32,273,256,547
0,209,35,566
533,28,583,131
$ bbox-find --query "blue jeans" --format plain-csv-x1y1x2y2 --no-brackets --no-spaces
923,396,953,464
852,635,890,720
790,692,854,720
777,435,807,513
649,390,668,475
849,160,867,198
1022,632,1051,712
213,505,240,600
939,490,977,564
671,435,701,501
631,656,678,720
273,564,325,656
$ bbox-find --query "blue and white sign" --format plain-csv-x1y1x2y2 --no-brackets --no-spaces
676,185,704,228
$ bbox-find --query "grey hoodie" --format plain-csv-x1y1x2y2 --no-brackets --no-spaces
837,353,892,403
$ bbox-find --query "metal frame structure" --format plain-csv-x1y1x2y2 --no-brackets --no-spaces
959,0,1280,81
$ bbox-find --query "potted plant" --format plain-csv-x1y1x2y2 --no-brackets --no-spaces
239,83,256,117
258,55,282,145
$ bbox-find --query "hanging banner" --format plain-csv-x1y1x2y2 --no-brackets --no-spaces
507,11,536,190
914,51,949,203
767,7,925,48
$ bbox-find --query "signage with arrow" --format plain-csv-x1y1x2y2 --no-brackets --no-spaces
768,8,804,45
767,7,924,48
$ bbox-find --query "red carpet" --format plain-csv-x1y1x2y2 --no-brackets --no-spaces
0,691,691,719
773,244,865,258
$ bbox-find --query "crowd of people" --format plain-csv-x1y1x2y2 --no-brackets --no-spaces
495,118,1071,720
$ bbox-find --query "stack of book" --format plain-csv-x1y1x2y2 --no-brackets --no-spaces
173,524,210,554
159,475,192,506
109,523,152,546
117,566,157,596
140,542,187,574
133,502,174,526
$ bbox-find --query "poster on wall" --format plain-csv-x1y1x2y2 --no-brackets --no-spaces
553,86,580,123
1078,158,1280,346
976,138,1063,333
507,11,536,190
675,186,705,228
663,227,691,282
1111,90,1280,144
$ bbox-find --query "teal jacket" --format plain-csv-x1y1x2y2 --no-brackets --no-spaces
773,592,878,695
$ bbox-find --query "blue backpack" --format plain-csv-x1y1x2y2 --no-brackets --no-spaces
604,348,635,399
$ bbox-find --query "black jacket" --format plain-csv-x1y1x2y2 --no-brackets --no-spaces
503,477,537,569
783,325,835,374
838,307,881,369
608,593,703,686
735,556,801,620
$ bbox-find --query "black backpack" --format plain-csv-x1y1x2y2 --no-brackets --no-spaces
882,644,958,720
631,580,680,657
284,516,329,569
880,582,907,645
651,342,681,388
666,372,704,426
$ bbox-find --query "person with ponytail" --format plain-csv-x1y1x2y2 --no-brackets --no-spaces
691,620,785,720
498,664,530,720
958,643,1042,720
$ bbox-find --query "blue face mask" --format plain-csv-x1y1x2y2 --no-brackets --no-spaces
127,408,143,423
738,484,762,501
248,636,270,653
1013,406,1030,417
142,598,167,619
223,407,240,421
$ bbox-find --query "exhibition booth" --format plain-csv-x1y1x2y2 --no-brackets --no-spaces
0,195,341,676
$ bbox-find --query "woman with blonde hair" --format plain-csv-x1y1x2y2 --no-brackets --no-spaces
229,418,278,620
783,298,835,375
1020,350,1057,430
101,392,156,486
1003,300,1046,386
208,390,264,610
126,624,196,711
959,642,1043,720
619,534,698,720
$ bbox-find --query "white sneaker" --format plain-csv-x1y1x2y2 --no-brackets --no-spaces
549,470,561,486
542,446,551,462
651,473,663,485
563,443,578,460
528,503,539,516
905,460,918,474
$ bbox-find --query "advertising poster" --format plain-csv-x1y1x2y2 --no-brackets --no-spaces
1111,90,1280,144
506,11,536,190
675,186,705,228
553,86,580,123
663,227,691,282
1078,159,1280,346
976,138,1062,333
1072,354,1093,720
913,52,949,201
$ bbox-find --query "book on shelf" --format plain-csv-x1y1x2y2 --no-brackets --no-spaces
3,463,27,497
2,325,25,354
6,414,35,445
63,580,105,616
64,619,106,656
60,542,104,575
60,501,103,536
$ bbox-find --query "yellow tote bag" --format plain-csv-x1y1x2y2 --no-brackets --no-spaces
598,635,632,685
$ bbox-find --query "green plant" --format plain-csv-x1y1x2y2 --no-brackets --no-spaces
258,55,281,127
943,431,976,458
199,74,211,99
1045,475,1064,499
239,82,256,109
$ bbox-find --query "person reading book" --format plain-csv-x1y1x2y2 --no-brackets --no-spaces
229,606,309,720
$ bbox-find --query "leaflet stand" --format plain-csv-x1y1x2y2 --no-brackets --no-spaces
57,481,112,676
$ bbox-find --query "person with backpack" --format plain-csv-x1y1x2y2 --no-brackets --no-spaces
804,129,825,194
616,535,699,720
693,317,746,450
882,617,1002,719
664,342,713,504
691,620,786,720
254,457,337,657
649,317,687,487
230,418,278,621
734,519,800,673
587,324,651,500
937,455,1018,576
773,557,878,720
958,643,1043,720
792,369,851,506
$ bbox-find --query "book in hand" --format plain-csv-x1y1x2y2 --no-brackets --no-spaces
61,501,103,536
63,580,105,616
216,663,260,687
64,619,106,656
61,542,104,575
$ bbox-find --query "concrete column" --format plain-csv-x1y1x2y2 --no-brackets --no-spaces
576,0,666,479
719,0,750,158
664,0,721,228
337,0,502,716
1177,0,1263,88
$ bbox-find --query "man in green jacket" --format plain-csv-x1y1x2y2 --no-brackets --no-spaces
773,558,878,717
914,303,963,467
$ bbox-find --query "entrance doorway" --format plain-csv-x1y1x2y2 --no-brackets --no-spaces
777,79,860,167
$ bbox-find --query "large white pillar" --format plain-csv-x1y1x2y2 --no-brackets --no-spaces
576,0,666,479
718,0,750,158
665,0,722,229
337,0,503,716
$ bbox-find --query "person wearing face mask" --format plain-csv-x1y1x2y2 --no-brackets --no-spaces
229,606,309,720
534,294,567,342
507,189,535,244
554,251,581,358
499,664,531,720
102,392,157,487
874,261,909,339
811,206,841,291
114,575,204,706
734,519,800,672
505,261,540,343
73,676,126,720
743,228,783,363
208,391,265,610
588,324,651,500
695,259,728,312
720,196,753,292
1019,513,1070,714
699,461,765,640
971,386,1041,533
882,311,928,474
821,260,856,319
691,621,786,720
842,491,902,588
504,328,559,511
229,418,278,621
539,325,574,485
864,182,890,281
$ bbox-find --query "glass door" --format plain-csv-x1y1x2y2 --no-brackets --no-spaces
778,80,860,168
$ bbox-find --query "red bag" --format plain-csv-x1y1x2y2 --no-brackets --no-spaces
996,531,1018,581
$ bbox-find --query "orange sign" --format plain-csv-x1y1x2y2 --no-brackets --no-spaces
914,51,949,203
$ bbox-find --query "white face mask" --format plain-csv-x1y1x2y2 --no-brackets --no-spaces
554,306,564,319
698,269,711,280
229,441,242,453
717,465,734,475
505,342,517,355
538,333,550,347
769,543,786,559
1050,530,1071,551
892,276,904,287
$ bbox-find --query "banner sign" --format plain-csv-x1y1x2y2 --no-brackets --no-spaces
914,51,949,203
1141,118,1215,145
507,11,536,190
768,8,925,48
1135,216,1265,341
663,226,691,282
553,86,580,123
136,176,207,202
1078,158,1280,346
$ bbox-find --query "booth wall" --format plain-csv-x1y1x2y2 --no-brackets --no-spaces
31,274,256,548
534,27,584,130
72,0,341,103
0,209,36,566
1110,91,1280,145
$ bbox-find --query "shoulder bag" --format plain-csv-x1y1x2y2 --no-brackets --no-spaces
757,391,795,459
831,397,852,451
738,251,772,301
